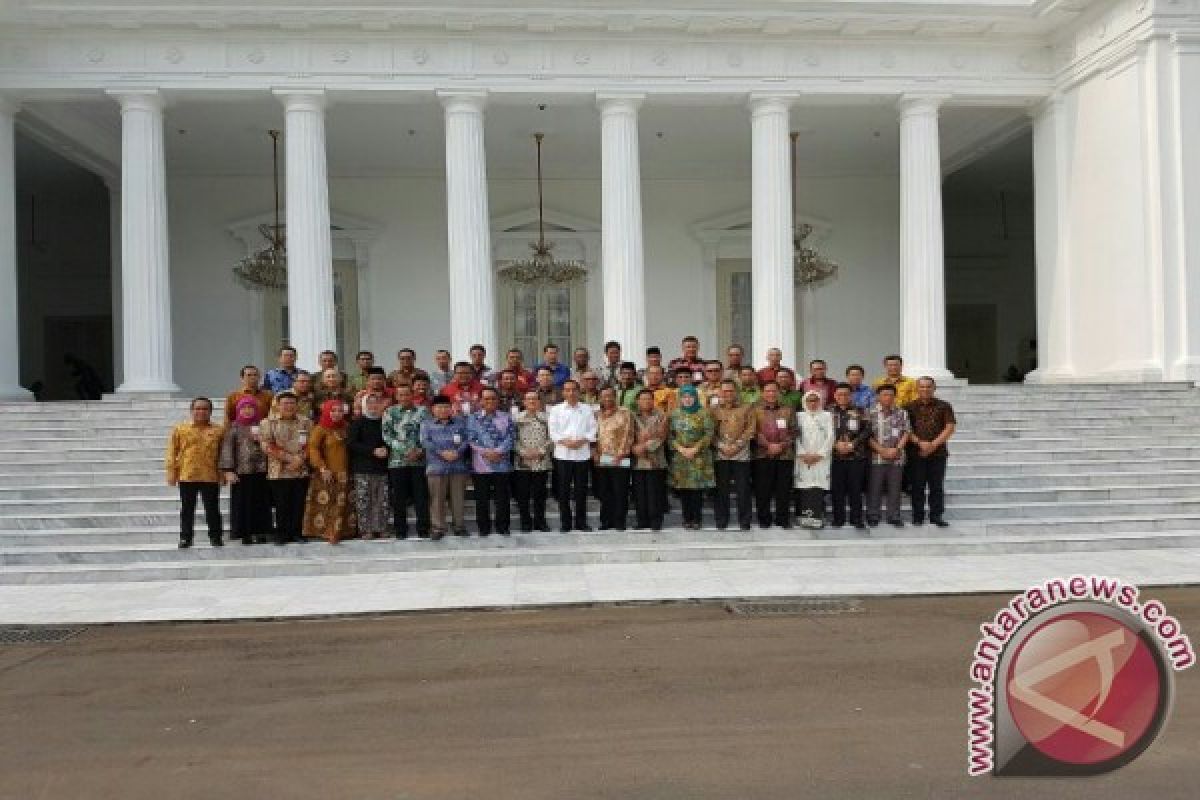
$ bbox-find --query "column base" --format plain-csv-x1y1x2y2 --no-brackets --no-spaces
116,380,181,396
1023,366,1076,384
0,385,34,402
905,367,965,386
1170,356,1200,385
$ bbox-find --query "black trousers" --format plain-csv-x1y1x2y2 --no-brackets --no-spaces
389,466,430,535
595,466,631,530
910,454,949,522
229,473,270,542
632,469,666,530
753,459,792,527
512,470,549,528
269,478,308,543
830,458,868,526
554,458,591,530
472,473,512,535
679,489,705,526
179,481,221,544
714,460,752,528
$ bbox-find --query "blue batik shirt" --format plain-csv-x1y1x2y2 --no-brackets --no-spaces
263,367,297,393
466,410,515,474
419,416,470,476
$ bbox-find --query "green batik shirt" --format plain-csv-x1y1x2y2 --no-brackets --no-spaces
382,404,431,468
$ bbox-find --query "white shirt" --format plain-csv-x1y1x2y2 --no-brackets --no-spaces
548,401,598,461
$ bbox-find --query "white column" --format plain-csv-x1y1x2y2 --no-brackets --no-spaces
0,97,31,400
438,90,496,360
1025,95,1074,383
108,90,179,394
749,94,796,366
274,90,336,371
898,94,955,382
598,92,647,358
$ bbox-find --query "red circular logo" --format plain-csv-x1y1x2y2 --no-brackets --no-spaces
1005,611,1163,766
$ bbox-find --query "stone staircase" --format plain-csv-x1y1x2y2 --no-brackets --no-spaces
1,383,1199,586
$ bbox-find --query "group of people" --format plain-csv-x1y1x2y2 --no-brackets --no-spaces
164,338,956,548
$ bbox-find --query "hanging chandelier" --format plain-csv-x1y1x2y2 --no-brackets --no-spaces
791,131,840,287
497,133,588,286
232,129,288,291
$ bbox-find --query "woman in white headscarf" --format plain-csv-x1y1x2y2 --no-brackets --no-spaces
794,390,834,529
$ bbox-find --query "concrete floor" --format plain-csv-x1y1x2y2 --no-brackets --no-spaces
0,591,1197,800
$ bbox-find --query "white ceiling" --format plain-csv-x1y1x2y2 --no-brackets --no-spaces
22,94,1028,181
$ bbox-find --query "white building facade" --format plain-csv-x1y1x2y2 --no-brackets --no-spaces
0,0,1197,398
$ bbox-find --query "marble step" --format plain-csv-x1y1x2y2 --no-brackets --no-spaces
1,496,1196,529
1,528,1198,585
953,444,1200,463
953,457,1200,476
5,468,1197,498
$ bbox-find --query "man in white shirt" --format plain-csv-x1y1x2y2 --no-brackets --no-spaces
548,379,598,533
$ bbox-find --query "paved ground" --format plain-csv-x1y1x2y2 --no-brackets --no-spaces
1,591,1197,800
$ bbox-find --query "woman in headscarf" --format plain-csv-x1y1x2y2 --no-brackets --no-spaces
219,396,271,544
303,398,356,543
347,392,391,538
794,389,834,529
668,384,715,529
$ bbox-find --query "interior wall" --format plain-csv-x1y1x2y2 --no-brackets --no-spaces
168,172,901,397
14,133,112,400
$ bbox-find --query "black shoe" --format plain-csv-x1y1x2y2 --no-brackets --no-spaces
536,521,551,533
651,525,662,531
598,525,612,532
241,537,254,546
577,524,593,532
417,530,431,539
209,538,224,547
178,539,192,549
520,522,533,533
431,529,446,541
739,523,752,531
498,529,511,536
831,523,844,529
560,526,572,534
273,539,287,546
932,518,949,528
780,523,793,531
866,518,880,528
614,526,625,532
912,518,925,526
759,522,771,530
396,531,408,540
853,522,867,531
716,524,727,531
889,519,905,528
453,529,469,537
479,530,491,537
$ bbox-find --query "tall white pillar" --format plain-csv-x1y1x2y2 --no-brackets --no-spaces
1025,95,1074,383
749,94,797,367
898,94,955,382
274,90,336,370
108,90,179,394
0,97,31,400
598,92,647,359
437,91,495,360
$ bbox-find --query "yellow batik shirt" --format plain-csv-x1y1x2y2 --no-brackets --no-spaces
165,422,225,483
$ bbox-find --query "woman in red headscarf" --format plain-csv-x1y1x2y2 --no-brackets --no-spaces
302,399,357,543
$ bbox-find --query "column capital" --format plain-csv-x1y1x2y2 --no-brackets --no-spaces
747,93,798,116
437,89,488,113
273,89,328,113
106,89,165,113
0,95,20,117
596,92,645,114
1025,92,1061,121
897,93,951,118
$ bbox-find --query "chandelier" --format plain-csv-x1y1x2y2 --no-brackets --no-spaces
791,131,839,287
497,133,588,286
232,129,288,290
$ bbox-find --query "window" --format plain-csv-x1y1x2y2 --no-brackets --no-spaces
507,283,579,358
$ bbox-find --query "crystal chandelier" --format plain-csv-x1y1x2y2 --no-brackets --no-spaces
791,132,839,287
232,129,288,290
497,133,588,286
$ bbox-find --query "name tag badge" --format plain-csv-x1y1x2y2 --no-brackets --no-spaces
510,406,519,417
618,457,632,468
600,454,614,467
775,418,787,430
848,418,859,432
460,402,471,414
693,371,703,382
250,425,260,436
452,434,462,445
710,396,720,406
